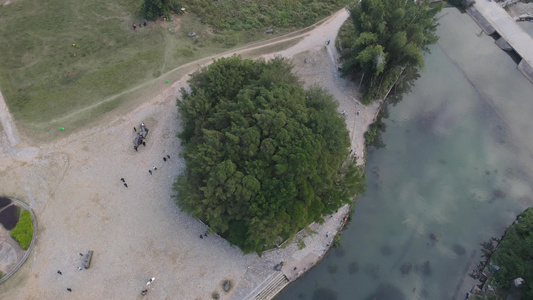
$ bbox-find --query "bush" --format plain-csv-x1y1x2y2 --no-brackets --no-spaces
10,210,33,250
491,208,533,298
0,197,11,209
0,205,19,230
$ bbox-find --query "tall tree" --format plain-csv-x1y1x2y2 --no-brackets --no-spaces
174,56,366,253
341,0,443,103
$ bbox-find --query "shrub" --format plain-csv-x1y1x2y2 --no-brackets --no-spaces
0,197,11,209
10,210,33,250
0,205,19,230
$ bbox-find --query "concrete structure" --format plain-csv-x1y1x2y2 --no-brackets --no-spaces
472,0,533,84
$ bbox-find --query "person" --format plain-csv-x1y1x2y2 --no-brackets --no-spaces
57,270,62,275
124,183,128,188
167,155,171,159
304,58,307,64
357,110,360,116
133,23,136,30
149,170,152,175
141,289,148,296
143,21,147,27
152,165,157,171
121,178,125,182
326,232,329,237
134,146,138,152
67,288,72,292
143,141,146,147
147,277,155,285
163,157,167,162
293,267,297,270
327,39,330,45
134,127,137,132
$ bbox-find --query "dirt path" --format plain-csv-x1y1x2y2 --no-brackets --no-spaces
0,8,380,300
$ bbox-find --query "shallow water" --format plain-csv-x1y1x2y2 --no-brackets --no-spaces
276,8,533,300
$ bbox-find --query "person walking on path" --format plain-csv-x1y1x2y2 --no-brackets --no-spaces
134,127,136,132
326,232,329,237
121,178,125,182
152,165,157,171
67,288,72,292
357,110,360,116
124,183,128,188
133,23,136,30
163,157,167,162
167,155,171,160
327,39,330,45
57,270,62,275
149,170,152,175
134,146,138,152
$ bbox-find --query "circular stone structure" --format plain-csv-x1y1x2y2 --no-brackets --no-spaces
0,197,36,284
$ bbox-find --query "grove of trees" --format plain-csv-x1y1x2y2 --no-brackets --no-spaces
340,0,444,103
174,56,366,253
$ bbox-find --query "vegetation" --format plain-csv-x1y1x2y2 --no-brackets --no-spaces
141,0,181,21
175,56,366,253
1,0,343,137
182,0,348,30
0,205,20,230
297,239,307,250
10,210,33,250
489,208,533,298
340,0,444,103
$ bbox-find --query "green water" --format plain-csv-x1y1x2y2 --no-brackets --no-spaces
276,8,533,300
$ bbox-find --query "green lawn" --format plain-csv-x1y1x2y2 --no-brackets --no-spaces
0,0,346,136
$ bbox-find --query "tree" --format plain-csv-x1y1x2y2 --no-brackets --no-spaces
140,0,180,21
341,0,443,103
174,56,366,253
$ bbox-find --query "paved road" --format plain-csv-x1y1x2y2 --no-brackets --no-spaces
474,0,533,67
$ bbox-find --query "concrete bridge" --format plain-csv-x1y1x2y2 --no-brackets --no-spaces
468,0,533,84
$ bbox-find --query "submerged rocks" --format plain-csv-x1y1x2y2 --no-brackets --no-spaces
452,244,466,256
400,263,413,275
348,262,359,275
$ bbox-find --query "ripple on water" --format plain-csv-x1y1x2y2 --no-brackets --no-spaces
312,288,337,300
366,283,406,300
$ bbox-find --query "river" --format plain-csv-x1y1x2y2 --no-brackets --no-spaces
276,7,533,300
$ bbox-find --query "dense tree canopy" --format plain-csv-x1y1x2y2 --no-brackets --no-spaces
341,0,443,102
491,208,533,298
141,0,180,21
174,56,365,253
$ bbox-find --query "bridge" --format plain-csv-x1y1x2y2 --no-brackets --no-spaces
468,0,533,84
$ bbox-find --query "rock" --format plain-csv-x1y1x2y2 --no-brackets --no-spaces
274,263,282,271
223,280,230,292
188,32,196,37
514,277,525,287
266,29,274,34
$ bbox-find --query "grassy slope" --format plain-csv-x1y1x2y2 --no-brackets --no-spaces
0,0,347,136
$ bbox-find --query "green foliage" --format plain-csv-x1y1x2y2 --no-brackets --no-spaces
297,238,306,250
491,208,533,298
332,234,341,248
10,210,33,250
175,56,365,253
340,0,444,102
141,0,181,21
181,0,349,30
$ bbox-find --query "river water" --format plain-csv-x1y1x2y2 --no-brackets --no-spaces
276,8,533,300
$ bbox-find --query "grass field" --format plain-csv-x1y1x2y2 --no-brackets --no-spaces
0,0,347,139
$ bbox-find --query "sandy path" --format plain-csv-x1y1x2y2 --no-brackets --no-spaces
0,8,381,300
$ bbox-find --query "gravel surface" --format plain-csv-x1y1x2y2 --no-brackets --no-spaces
0,8,381,300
